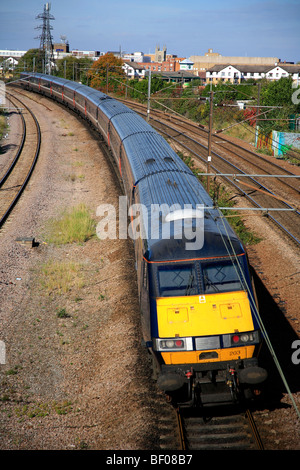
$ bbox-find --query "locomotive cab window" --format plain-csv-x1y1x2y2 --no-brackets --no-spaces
202,261,243,294
157,264,198,297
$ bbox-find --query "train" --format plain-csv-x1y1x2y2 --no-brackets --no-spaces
19,72,267,407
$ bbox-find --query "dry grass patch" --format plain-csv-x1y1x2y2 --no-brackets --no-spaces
40,260,85,295
44,203,96,245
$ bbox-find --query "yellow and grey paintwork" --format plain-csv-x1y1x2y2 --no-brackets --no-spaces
156,291,255,365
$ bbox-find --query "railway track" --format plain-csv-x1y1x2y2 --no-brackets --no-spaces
157,402,264,450
0,91,41,228
120,99,300,248
177,407,263,450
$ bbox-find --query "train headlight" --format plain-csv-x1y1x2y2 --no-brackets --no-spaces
223,330,260,347
162,339,184,349
154,337,193,351
240,333,250,342
229,330,260,346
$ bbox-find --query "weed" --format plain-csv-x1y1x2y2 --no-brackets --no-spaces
6,366,21,376
40,260,85,295
44,203,96,245
56,308,71,318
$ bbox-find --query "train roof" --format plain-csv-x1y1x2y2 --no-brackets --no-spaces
136,171,244,262
21,73,109,103
21,73,245,263
98,98,137,120
122,131,193,184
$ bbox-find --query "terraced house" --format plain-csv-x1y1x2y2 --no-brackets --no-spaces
206,63,300,84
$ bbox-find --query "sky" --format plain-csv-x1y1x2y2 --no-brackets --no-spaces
1,0,299,62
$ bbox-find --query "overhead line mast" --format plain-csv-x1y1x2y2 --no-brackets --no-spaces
35,2,55,74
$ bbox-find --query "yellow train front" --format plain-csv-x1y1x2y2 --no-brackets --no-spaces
146,250,267,407
137,183,268,407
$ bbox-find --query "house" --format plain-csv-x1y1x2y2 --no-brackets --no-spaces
206,63,300,84
265,64,300,82
206,64,242,83
0,57,19,71
179,58,194,71
122,61,145,79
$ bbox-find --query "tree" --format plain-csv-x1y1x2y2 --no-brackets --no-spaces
259,76,300,133
128,75,170,103
55,56,93,83
17,49,44,74
87,53,125,93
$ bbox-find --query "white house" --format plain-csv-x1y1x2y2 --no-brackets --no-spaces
0,57,19,71
206,63,300,84
265,64,300,82
179,58,194,71
122,61,145,79
206,64,241,83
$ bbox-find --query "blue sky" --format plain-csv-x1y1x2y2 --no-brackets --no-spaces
1,0,299,61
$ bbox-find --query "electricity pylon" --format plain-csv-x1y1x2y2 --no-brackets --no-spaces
35,3,55,74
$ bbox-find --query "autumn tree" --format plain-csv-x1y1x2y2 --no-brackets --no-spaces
87,53,126,93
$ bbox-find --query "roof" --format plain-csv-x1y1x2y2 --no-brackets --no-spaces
137,171,243,261
180,58,194,64
152,70,196,80
207,63,300,74
266,64,300,73
123,61,145,70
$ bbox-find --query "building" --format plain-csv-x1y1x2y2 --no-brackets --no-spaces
154,45,167,62
206,63,300,84
191,48,280,74
148,69,196,84
139,59,177,74
0,57,18,72
71,50,101,59
179,58,194,71
122,61,145,79
0,49,27,59
53,42,69,54
123,52,150,63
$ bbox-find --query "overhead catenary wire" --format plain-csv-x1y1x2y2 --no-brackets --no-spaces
214,210,300,421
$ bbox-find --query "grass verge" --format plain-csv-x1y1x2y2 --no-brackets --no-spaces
45,203,96,245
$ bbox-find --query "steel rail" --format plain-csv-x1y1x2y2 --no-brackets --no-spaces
0,92,41,228
246,409,264,450
176,408,186,450
176,407,263,450
0,96,26,187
